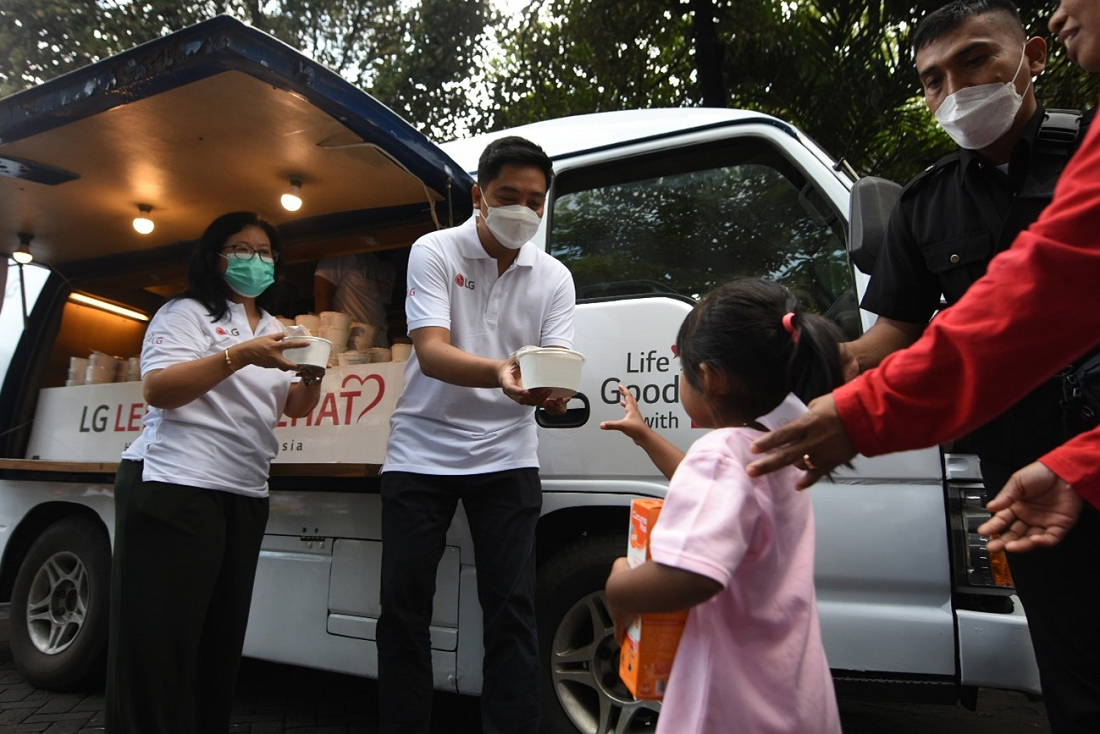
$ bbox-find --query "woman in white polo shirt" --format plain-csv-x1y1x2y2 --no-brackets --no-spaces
105,212,324,734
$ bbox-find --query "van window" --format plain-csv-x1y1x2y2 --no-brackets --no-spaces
548,137,860,338
0,262,50,387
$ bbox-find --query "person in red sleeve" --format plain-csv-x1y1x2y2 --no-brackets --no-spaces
747,7,1100,729
747,1,1100,545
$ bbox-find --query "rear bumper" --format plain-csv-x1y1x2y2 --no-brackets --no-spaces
957,599,1040,695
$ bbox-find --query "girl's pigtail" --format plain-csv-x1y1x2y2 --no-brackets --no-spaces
785,310,847,404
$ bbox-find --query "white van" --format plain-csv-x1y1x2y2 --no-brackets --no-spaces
0,16,1037,734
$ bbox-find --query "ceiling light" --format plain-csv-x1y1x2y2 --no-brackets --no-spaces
133,204,155,235
13,233,33,264
69,292,149,322
281,177,303,212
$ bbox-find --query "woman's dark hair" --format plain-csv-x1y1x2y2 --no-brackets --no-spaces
676,278,847,420
176,212,283,323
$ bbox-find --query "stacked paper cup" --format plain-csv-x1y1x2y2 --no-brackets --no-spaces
349,323,379,351
85,352,119,384
391,342,412,362
295,314,322,335
127,356,142,381
319,311,350,353
67,357,89,386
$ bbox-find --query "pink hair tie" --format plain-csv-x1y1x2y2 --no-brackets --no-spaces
782,312,799,344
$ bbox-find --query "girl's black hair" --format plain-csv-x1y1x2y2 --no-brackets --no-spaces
175,212,284,323
676,278,847,421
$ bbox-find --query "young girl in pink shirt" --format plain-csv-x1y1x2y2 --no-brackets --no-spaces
603,278,845,734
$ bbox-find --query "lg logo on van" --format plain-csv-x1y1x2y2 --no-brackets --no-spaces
455,274,475,290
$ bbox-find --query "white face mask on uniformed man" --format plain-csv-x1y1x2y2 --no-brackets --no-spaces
934,45,1031,150
478,203,542,250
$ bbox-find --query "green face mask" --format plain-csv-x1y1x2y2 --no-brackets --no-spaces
221,256,275,297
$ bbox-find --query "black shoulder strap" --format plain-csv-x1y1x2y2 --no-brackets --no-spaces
1026,109,1085,193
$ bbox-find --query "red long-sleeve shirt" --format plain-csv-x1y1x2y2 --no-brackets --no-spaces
835,115,1100,510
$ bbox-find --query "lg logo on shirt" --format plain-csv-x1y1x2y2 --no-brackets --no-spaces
455,274,475,290
215,326,241,336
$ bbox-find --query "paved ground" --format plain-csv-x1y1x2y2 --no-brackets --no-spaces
0,604,1052,733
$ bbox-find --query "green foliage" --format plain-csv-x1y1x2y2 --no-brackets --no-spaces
0,0,489,139
3,0,1097,182
488,0,1099,183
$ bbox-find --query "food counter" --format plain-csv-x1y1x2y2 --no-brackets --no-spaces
24,362,406,466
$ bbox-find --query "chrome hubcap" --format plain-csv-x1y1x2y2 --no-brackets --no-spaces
26,551,88,655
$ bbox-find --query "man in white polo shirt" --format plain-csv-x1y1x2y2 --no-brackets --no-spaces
378,137,574,734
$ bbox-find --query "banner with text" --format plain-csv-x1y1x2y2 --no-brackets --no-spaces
25,363,405,464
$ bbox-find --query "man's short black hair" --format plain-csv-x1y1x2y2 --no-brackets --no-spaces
477,136,554,190
911,0,1025,55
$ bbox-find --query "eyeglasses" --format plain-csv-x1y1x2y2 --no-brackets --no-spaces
220,244,278,263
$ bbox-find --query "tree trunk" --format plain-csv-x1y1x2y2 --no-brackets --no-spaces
690,0,726,107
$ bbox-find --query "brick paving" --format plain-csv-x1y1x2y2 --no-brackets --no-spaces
0,605,1053,734
0,609,481,734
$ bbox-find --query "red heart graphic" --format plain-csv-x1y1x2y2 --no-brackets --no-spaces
340,373,386,422
670,344,678,357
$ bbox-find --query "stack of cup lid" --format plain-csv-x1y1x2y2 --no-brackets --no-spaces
391,342,413,362
365,347,392,363
85,352,119,385
67,356,89,386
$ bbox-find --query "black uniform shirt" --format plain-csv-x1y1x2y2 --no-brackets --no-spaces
860,106,1092,467
862,106,1070,321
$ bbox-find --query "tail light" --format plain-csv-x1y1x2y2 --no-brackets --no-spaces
945,454,1014,594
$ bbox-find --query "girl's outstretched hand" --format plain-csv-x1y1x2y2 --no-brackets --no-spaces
600,384,650,444
606,557,636,645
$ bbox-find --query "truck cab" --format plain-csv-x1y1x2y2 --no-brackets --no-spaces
0,16,1038,734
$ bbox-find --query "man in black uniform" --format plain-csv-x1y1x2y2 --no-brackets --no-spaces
841,1,1100,731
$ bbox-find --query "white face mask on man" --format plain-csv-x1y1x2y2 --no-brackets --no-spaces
478,203,542,249
934,45,1031,150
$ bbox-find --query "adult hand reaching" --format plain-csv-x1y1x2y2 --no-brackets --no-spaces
978,462,1084,553
745,394,857,490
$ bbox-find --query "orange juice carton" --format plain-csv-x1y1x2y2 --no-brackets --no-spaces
618,498,688,700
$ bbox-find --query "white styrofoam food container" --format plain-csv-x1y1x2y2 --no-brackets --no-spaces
514,346,586,399
282,336,333,368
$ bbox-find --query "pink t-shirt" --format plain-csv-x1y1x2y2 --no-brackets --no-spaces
650,395,840,734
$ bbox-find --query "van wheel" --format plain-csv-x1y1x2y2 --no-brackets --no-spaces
537,534,661,734
9,516,111,690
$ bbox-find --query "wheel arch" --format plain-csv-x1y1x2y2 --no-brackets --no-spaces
536,503,631,569
0,502,109,603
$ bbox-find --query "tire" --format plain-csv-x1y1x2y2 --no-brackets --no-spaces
537,534,661,734
9,515,111,690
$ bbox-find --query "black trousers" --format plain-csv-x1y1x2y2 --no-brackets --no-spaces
105,459,270,734
377,469,542,734
982,460,1100,733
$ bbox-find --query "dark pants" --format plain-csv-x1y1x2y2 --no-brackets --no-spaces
105,459,270,734
377,469,542,734
982,460,1100,733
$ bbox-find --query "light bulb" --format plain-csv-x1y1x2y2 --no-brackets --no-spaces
281,178,303,212
133,204,154,235
12,234,33,264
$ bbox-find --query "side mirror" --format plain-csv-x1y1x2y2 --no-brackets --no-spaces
536,393,590,429
848,176,902,275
